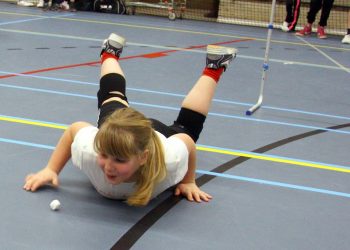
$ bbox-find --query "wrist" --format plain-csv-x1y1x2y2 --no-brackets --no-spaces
45,165,59,174
180,179,195,184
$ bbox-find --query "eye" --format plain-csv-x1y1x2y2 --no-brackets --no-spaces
99,153,108,159
114,157,127,163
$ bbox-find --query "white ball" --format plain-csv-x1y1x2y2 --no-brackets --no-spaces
50,199,61,211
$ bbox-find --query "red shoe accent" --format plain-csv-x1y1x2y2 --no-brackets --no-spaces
317,26,327,39
296,24,312,36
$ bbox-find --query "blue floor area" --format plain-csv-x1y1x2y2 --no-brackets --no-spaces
1,2,350,249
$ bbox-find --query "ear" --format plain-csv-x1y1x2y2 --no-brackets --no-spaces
139,149,149,166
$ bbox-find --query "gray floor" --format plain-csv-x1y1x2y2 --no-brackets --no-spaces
1,2,350,249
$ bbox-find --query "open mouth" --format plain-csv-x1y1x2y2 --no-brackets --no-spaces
106,174,117,182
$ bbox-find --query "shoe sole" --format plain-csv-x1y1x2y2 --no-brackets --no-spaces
296,32,311,36
108,33,126,48
207,45,237,55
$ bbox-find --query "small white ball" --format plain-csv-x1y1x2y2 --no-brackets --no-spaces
50,199,61,211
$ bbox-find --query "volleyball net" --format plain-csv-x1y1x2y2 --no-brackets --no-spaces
4,0,349,35
125,0,349,35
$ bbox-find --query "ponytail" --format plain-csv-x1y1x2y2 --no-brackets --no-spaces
127,130,166,206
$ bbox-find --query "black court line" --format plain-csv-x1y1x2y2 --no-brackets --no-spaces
111,122,350,250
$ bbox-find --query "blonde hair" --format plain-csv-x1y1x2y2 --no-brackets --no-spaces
94,107,166,206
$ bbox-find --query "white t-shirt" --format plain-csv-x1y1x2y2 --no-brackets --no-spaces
71,126,189,200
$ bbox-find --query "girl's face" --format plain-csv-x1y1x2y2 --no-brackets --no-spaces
97,152,147,184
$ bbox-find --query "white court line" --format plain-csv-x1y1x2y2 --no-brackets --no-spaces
0,28,348,71
1,9,349,52
296,36,350,74
0,27,204,53
0,13,76,26
2,70,350,122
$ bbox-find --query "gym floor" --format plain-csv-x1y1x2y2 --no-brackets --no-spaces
0,2,349,249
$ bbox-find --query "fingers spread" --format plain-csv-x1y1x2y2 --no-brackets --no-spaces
187,192,194,202
193,192,201,203
23,179,34,191
174,187,180,196
200,191,212,202
25,174,34,182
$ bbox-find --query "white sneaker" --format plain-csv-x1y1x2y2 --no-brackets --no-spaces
37,0,44,7
342,34,350,44
206,45,237,71
60,1,70,10
101,33,126,58
281,21,290,32
17,0,35,6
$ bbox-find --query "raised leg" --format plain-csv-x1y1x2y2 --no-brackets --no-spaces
97,33,129,123
100,33,126,78
172,45,237,142
181,45,237,116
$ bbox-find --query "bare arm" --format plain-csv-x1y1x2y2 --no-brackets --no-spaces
23,121,92,191
171,133,212,202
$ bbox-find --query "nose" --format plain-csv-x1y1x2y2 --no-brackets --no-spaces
104,159,115,174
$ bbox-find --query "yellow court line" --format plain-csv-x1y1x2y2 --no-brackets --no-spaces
1,115,349,174
0,11,41,17
197,146,350,173
0,116,67,130
0,10,347,51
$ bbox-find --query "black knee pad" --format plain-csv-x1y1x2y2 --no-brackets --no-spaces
173,108,206,142
97,73,128,108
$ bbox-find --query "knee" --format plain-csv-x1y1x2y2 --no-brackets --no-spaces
97,73,127,108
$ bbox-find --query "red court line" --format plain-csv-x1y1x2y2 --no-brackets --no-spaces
140,38,253,57
141,52,168,58
0,55,140,80
187,38,254,49
0,38,253,79
0,61,99,80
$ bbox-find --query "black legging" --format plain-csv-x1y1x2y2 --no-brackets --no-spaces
97,73,206,142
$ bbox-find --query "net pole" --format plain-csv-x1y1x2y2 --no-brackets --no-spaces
246,0,277,116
